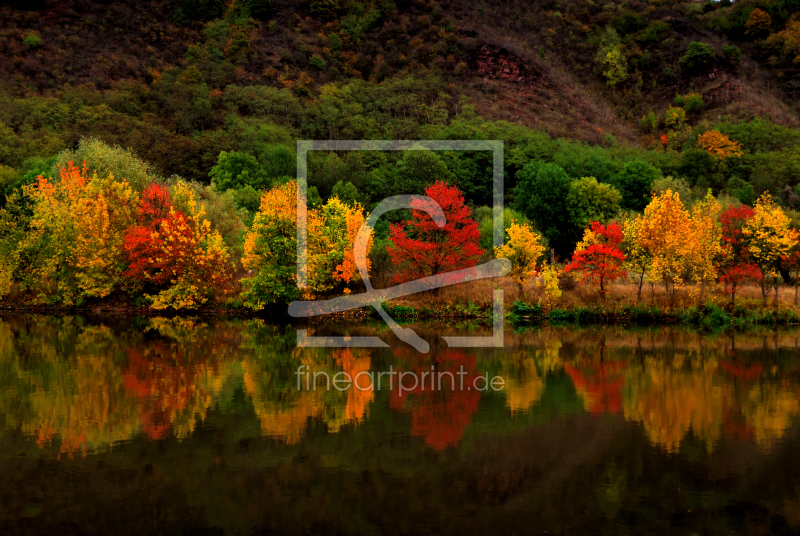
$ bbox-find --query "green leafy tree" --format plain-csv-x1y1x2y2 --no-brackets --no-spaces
330,181,361,206
611,160,661,212
512,162,571,254
566,177,622,231
210,151,267,191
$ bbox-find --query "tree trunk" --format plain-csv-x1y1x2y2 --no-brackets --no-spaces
761,279,768,306
636,270,645,302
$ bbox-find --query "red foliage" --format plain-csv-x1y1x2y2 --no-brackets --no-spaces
123,211,195,286
719,205,762,299
564,221,626,295
389,349,481,450
563,358,627,414
138,184,172,225
387,182,483,285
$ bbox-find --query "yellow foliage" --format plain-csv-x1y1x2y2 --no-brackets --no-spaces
697,130,744,160
638,189,692,290
742,194,798,278
685,191,723,286
494,220,545,291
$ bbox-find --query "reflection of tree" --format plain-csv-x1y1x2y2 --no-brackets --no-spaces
241,342,373,443
741,383,799,446
327,348,373,431
623,355,728,453
390,349,480,450
563,342,627,414
503,357,544,414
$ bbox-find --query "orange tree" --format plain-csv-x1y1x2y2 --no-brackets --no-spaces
123,181,232,309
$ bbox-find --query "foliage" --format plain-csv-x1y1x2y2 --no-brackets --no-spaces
638,189,692,300
612,160,660,212
241,181,301,308
512,161,571,253
679,42,717,73
565,221,626,297
742,194,797,301
387,182,482,284
566,177,622,231
745,8,772,36
494,220,545,292
722,44,742,64
765,20,800,64
123,182,232,309
697,130,744,160
210,150,267,191
20,162,137,305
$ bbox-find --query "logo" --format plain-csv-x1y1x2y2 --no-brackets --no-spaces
288,141,509,352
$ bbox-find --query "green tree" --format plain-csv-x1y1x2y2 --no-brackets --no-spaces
330,181,361,206
566,177,622,231
611,161,661,211
512,162,571,253
210,151,267,191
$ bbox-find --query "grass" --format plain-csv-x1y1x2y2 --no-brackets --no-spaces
380,276,800,328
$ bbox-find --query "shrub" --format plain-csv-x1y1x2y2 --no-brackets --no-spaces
683,93,703,113
309,54,327,70
722,44,742,64
176,0,226,22
679,42,716,73
23,34,42,49
639,110,658,133
664,107,686,129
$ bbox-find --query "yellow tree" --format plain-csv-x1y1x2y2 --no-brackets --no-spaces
494,220,545,295
685,191,723,300
638,189,692,304
697,130,744,161
21,162,136,305
742,194,798,305
621,214,652,301
307,196,369,296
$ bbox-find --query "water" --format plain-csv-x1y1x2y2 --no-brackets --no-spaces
1,314,799,535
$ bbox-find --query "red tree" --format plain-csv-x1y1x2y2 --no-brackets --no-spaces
719,205,762,305
565,221,626,297
387,182,483,285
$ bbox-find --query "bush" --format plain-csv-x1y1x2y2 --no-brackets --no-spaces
23,34,42,49
683,93,703,113
722,44,742,64
309,54,327,70
679,42,716,73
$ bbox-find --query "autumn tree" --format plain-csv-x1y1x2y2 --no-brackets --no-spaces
742,194,797,305
621,213,652,301
494,220,545,295
21,162,137,305
697,130,744,161
241,181,301,309
638,189,692,304
387,182,483,285
685,191,722,300
123,181,232,309
745,8,772,37
565,221,626,298
719,205,762,305
307,196,369,296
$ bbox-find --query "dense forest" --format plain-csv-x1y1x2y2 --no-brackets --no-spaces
3,0,800,310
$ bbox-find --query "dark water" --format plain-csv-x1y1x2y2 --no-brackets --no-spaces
1,315,800,535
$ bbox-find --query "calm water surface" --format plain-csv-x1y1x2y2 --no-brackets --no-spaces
1,315,799,535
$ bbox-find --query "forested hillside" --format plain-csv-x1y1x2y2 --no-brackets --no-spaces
3,0,800,309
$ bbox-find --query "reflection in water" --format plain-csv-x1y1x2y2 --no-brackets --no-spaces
1,316,800,533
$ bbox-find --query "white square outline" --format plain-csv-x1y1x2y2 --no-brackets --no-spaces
295,140,505,349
